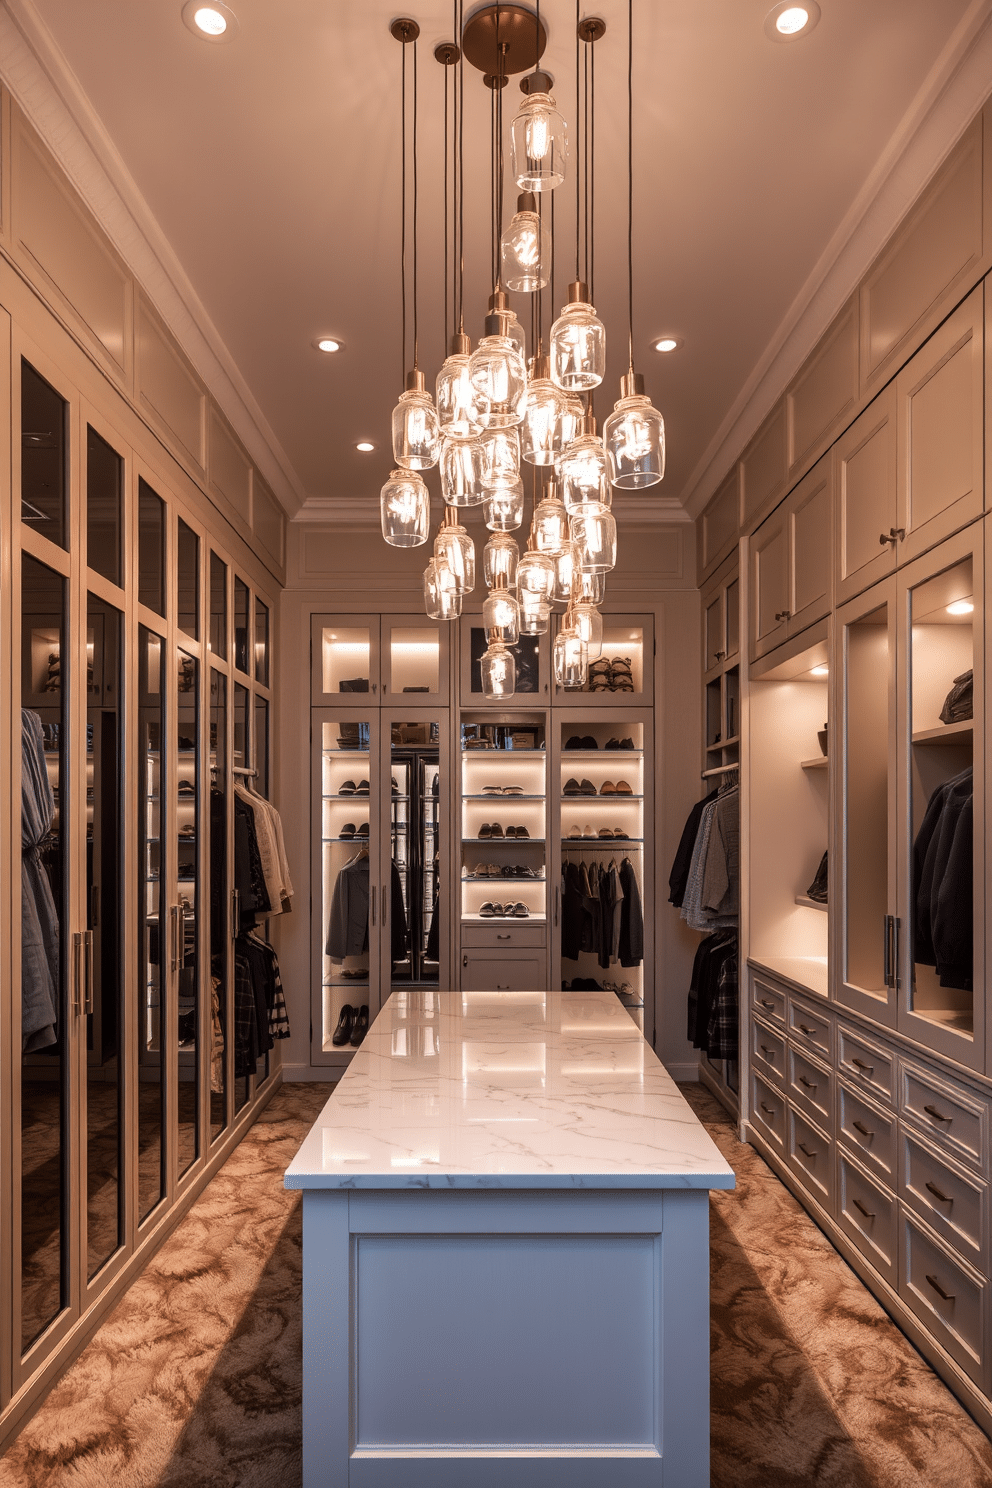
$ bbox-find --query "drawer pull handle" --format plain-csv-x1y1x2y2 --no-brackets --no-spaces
760,999,775,1009
496,934,511,940
924,1105,951,1123
799,1076,817,1090
798,1024,817,1037
759,1102,776,1116
853,1198,875,1220
925,1274,955,1303
852,1120,873,1139
925,1181,952,1205
774,609,791,622
852,1058,874,1075
797,1142,817,1158
760,1045,775,1058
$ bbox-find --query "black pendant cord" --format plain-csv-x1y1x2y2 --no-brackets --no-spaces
627,0,634,373
412,37,419,370
458,0,466,332
401,40,407,383
443,47,449,353
495,11,506,292
574,0,580,282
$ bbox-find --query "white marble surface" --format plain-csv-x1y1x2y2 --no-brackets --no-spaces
285,990,735,1190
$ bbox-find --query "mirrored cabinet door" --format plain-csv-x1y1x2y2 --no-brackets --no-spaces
209,668,229,1143
176,648,201,1177
137,625,167,1224
386,714,445,993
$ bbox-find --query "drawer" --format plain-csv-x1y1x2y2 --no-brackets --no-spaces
837,1150,897,1285
837,1023,895,1107
788,1108,833,1209
901,1130,986,1267
752,975,786,1028
900,1211,987,1388
751,1071,786,1153
788,1046,832,1127
788,999,832,1062
461,922,547,949
900,1061,987,1172
460,951,547,991
751,1018,786,1088
837,1081,897,1186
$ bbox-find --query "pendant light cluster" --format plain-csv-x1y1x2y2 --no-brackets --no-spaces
380,1,664,697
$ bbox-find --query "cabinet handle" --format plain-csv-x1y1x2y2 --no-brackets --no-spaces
759,1102,775,1116
883,915,900,989
853,1198,875,1220
496,984,510,989
798,1075,816,1090
72,931,83,1016
851,1058,874,1076
714,649,726,661
760,1045,775,1059
798,1024,817,1037
372,682,377,693
925,1181,952,1205
370,885,376,926
554,886,560,927
797,1142,817,1158
84,930,94,1017
924,1104,951,1123
879,527,905,547
497,933,511,940
852,1120,873,1139
382,886,388,925
774,610,790,622
760,998,775,1010
462,953,468,968
925,1274,955,1303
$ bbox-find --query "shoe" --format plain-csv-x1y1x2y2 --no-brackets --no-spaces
332,1004,355,1047
492,823,505,838
612,828,629,839
605,739,620,750
618,737,635,750
391,776,399,794
478,823,492,838
356,823,370,837
479,902,497,917
567,825,582,838
565,736,585,750
581,735,598,749
563,777,582,796
178,780,195,795
600,780,616,795
355,780,370,795
579,778,597,795
583,825,596,839
339,780,357,795
612,676,634,692
502,784,524,796
598,826,615,838
512,902,529,917
482,784,502,795
350,1005,370,1046
614,780,633,795
432,774,439,796
514,825,530,838
340,822,357,839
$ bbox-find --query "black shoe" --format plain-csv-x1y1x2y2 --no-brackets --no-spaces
332,1004,355,1046
350,1005,370,1046
581,735,598,749
806,850,828,904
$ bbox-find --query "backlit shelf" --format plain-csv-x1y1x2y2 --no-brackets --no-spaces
911,721,973,746
800,757,828,770
795,895,827,913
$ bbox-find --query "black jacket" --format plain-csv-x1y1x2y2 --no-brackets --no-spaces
669,790,719,907
913,767,972,990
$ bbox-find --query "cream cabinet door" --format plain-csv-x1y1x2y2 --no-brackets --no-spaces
750,505,789,661
896,285,984,566
788,450,833,636
835,385,898,606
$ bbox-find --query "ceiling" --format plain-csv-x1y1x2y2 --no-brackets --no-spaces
18,0,984,516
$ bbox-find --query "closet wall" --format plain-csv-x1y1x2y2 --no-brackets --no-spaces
0,93,288,1451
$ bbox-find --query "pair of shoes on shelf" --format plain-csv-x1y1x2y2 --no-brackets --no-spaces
479,902,530,918
605,737,636,750
339,779,370,796
481,784,524,796
478,823,531,839
340,823,370,839
566,825,629,839
600,779,633,795
563,776,597,796
564,735,598,750
331,1003,370,1047
603,979,639,1003
339,967,368,980
562,977,604,991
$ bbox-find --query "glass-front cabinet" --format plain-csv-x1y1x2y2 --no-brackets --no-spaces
312,614,448,703
552,614,654,706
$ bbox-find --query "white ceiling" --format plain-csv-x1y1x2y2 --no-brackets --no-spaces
17,0,985,515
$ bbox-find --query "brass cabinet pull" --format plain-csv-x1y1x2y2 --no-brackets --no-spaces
497,933,511,940
879,527,905,547
925,1274,955,1302
925,1181,952,1204
851,1057,874,1075
759,1102,775,1116
797,1142,817,1158
799,1075,816,1090
72,931,83,1016
760,998,775,1010
84,930,94,1017
798,1023,817,1037
760,1045,775,1060
370,885,377,926
774,610,790,622
924,1104,951,1123
852,1120,873,1139
853,1198,875,1220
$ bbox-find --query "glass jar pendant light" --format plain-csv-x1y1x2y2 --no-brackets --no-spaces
550,539,580,604
501,192,551,292
434,509,475,595
557,414,611,512
522,355,562,467
423,558,463,619
380,467,430,547
484,481,525,532
570,508,617,573
480,426,522,490
469,306,527,428
550,281,606,391
483,580,520,644
392,368,441,469
510,75,567,191
519,587,551,634
517,544,555,602
440,433,487,505
604,377,665,489
574,567,606,605
483,532,519,590
480,636,516,698
572,601,603,659
436,331,483,437
532,481,570,555
554,614,589,687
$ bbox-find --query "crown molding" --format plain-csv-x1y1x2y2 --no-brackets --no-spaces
679,0,992,519
292,492,692,526
0,0,306,514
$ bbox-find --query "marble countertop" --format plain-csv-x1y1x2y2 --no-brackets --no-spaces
285,990,735,1191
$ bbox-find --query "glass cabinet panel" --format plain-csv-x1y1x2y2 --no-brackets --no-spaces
138,626,166,1220
233,683,250,773
86,426,123,586
320,624,373,696
460,716,547,924
177,649,200,1177
138,480,166,617
20,553,68,1350
255,695,269,796
320,716,376,1052
21,360,68,551
209,669,228,1142
234,577,250,674
554,619,649,700
467,627,544,697
177,520,199,639
388,718,441,988
255,598,269,687
86,594,125,1280
386,623,440,698
209,552,227,659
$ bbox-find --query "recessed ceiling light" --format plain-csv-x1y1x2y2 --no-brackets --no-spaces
181,1,238,42
810,665,829,677
356,441,375,453
314,337,344,354
653,336,681,353
946,599,974,616
764,2,820,42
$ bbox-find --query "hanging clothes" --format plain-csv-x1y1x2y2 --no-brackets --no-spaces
234,783,295,927
687,931,738,1060
618,857,643,968
232,931,291,1077
21,708,59,1052
679,784,739,933
560,854,643,971
701,785,740,917
326,853,408,964
913,766,973,990
669,788,719,907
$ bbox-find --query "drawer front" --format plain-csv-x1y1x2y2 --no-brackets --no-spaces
901,1131,986,1266
461,922,547,949
837,1081,897,1186
460,952,547,991
788,1046,832,1126
751,1071,786,1153
900,1212,987,1387
838,1151,897,1284
837,1023,895,1106
788,1108,833,1208
751,1018,786,1088
900,1062,987,1172
752,975,786,1027
789,999,832,1062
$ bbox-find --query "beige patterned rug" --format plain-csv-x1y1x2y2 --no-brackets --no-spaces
2,1080,992,1487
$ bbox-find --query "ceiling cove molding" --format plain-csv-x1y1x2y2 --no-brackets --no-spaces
292,493,692,526
0,0,306,515
679,0,992,520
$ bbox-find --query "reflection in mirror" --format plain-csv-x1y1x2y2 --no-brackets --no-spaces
138,480,166,617
234,577,249,674
20,553,68,1350
21,360,68,551
255,598,269,687
178,519,200,639
390,720,440,989
177,649,200,1176
86,426,123,586
138,625,166,1220
209,552,227,658
209,670,228,1141
86,594,125,1280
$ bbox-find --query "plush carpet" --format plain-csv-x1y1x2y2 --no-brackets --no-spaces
2,1080,992,1487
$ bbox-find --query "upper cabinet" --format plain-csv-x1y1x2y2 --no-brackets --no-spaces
311,614,449,705
750,451,832,661
703,553,740,676
699,466,741,580
835,384,899,607
552,614,654,706
741,400,789,532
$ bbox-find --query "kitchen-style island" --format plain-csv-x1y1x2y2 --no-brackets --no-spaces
285,989,734,1487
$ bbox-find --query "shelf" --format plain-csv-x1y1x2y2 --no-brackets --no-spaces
560,750,643,759
795,895,827,913
463,875,546,883
461,914,544,923
800,757,828,770
562,837,644,846
912,1006,974,1034
462,748,547,757
463,793,545,801
911,721,973,746
462,836,545,844
560,794,644,802
748,954,828,1000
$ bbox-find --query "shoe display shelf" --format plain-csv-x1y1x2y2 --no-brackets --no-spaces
460,716,548,925
552,614,654,706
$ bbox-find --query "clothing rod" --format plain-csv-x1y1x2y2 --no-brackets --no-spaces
233,767,258,777
702,764,739,778
562,842,643,850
